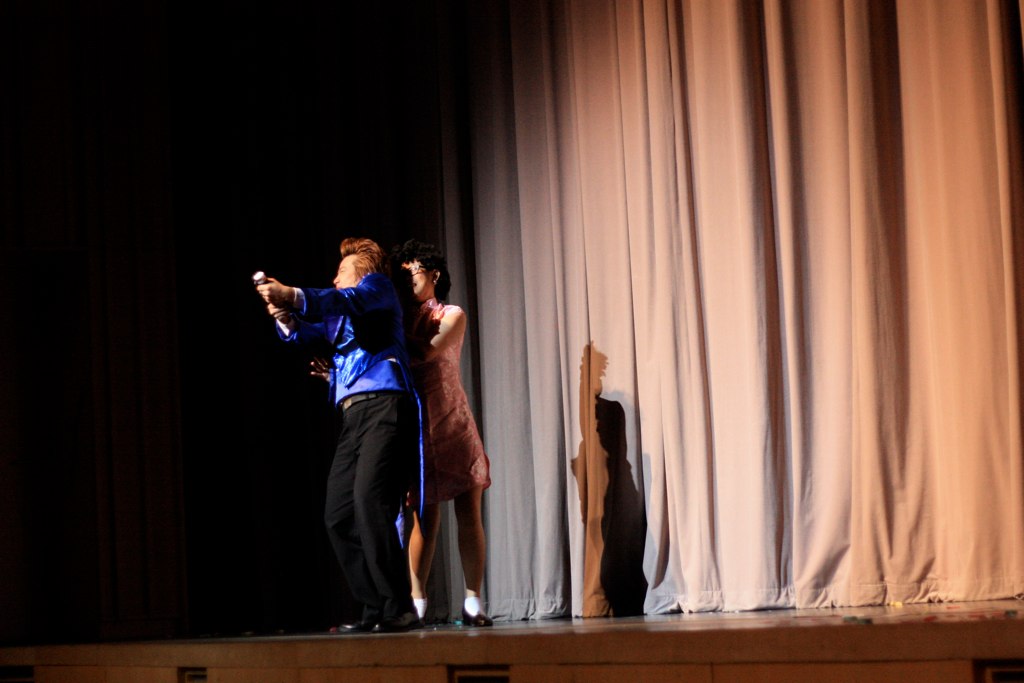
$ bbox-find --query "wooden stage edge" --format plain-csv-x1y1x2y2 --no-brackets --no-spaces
2,599,1023,682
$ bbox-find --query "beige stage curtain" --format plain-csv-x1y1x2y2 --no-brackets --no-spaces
461,0,1024,618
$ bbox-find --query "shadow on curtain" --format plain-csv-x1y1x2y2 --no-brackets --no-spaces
571,341,648,617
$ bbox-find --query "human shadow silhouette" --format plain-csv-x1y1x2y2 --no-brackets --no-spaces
570,342,648,617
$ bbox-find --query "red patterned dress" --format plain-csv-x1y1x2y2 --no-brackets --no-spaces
406,299,491,504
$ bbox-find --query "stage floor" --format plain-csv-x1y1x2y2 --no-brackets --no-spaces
2,599,1023,682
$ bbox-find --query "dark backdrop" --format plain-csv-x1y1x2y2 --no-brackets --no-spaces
0,0,480,643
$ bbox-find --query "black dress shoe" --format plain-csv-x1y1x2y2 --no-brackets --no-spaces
329,620,375,634
371,611,423,633
461,609,493,627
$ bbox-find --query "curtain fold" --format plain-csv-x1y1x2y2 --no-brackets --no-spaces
466,0,1024,617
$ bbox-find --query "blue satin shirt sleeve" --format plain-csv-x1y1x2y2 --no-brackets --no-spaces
299,273,397,319
276,318,325,344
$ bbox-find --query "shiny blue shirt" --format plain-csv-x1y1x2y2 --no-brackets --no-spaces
278,272,411,406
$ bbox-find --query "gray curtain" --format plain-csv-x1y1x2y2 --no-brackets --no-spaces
446,0,1024,619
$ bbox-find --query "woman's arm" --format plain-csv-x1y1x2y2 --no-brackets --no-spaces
421,305,466,361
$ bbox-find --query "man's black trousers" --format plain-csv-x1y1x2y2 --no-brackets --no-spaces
324,393,417,621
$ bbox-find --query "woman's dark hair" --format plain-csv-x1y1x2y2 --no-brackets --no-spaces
390,239,452,301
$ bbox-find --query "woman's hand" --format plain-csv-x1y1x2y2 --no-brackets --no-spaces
309,357,332,382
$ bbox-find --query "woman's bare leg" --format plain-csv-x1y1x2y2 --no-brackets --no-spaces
408,502,441,600
453,486,486,598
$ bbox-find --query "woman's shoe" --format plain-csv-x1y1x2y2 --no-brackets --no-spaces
461,609,493,627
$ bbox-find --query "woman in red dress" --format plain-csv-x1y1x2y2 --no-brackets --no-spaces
391,240,492,626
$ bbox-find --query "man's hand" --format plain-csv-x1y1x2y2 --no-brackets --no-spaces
257,277,297,308
267,303,298,333
267,303,292,322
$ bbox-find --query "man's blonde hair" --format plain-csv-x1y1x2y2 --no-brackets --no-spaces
340,237,388,278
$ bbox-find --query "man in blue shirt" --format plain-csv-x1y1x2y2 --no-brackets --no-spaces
257,237,421,633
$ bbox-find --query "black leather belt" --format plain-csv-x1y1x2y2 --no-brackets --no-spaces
339,391,392,412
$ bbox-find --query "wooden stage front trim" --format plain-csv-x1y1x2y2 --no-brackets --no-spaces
1,600,1022,682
